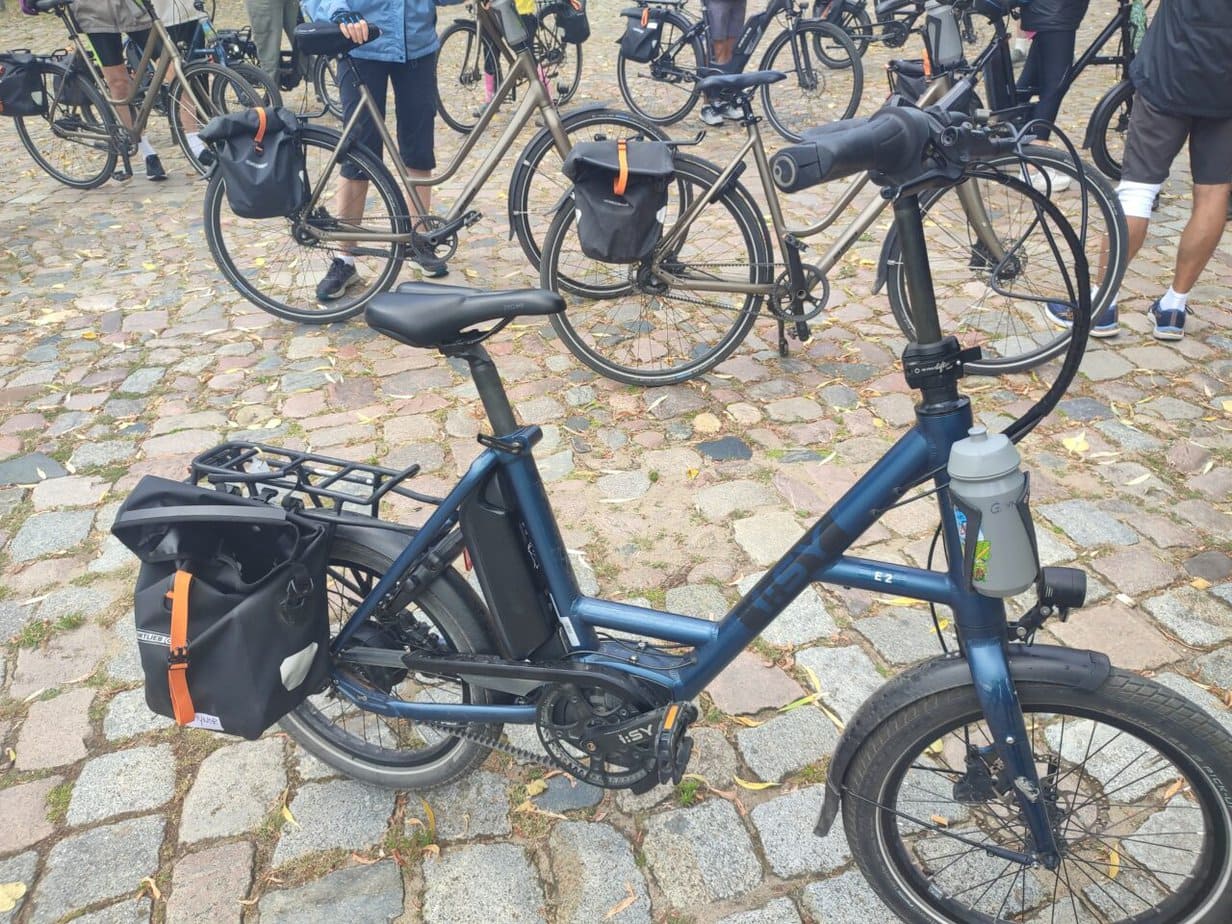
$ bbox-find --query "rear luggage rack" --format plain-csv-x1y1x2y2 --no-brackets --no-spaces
190,441,443,519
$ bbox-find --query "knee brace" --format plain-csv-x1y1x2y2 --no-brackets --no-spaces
1116,180,1161,220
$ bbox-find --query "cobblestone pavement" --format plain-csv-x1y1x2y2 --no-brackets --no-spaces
2,5,1231,923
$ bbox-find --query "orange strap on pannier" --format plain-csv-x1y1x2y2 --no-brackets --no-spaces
641,7,649,26
253,107,268,155
166,570,196,726
613,138,630,196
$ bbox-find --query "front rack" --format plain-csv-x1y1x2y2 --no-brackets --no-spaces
190,441,443,519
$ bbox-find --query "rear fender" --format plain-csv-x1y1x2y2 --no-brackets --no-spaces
814,644,1112,836
1083,78,1132,151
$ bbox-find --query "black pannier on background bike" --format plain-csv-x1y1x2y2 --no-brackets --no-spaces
0,51,47,117
563,139,675,263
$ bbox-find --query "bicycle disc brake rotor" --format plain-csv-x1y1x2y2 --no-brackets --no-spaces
536,683,655,789
770,264,828,322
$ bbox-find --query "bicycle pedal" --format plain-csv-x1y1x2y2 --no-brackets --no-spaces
112,169,134,182
654,701,698,785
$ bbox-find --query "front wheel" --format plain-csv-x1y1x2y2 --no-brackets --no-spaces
539,153,771,387
14,60,119,189
170,62,264,175
203,124,410,324
760,22,863,142
1088,78,1134,182
280,534,499,790
311,54,343,119
535,4,583,105
811,0,873,57
436,20,502,134
886,147,1127,375
216,61,283,110
843,669,1232,923
507,107,668,270
616,12,706,126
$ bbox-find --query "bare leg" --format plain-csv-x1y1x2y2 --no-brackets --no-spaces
101,63,138,135
334,170,432,253
712,38,736,66
1124,214,1150,264
1173,182,1230,292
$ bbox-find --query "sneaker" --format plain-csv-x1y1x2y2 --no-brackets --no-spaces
1025,165,1072,194
145,154,167,182
699,105,724,127
1045,299,1119,338
1148,299,1186,340
720,101,745,121
316,258,359,301
410,235,449,278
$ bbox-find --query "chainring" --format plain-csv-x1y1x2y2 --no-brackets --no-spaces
770,264,829,322
535,683,656,789
413,214,459,263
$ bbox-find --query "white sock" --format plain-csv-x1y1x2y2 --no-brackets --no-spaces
338,253,356,267
138,138,156,157
1160,287,1188,312
186,132,206,157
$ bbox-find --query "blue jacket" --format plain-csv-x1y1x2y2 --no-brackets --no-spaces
302,0,461,63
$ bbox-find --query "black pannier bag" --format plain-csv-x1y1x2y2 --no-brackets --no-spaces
620,7,664,63
563,139,675,263
198,106,308,219
557,0,591,44
0,52,46,118
112,476,332,740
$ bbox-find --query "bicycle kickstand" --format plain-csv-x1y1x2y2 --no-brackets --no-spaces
113,150,134,183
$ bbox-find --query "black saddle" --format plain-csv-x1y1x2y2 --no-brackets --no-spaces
34,0,72,12
293,21,381,57
875,0,919,16
365,283,565,350
697,70,786,96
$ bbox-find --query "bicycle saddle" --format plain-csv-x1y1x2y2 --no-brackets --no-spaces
697,70,786,95
293,21,382,57
366,283,564,350
34,0,72,11
875,0,919,15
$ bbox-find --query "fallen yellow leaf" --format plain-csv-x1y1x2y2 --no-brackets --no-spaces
734,776,778,790
138,876,162,901
779,692,820,713
0,882,27,913
1192,578,1213,590
1125,473,1151,486
1162,778,1186,801
1061,432,1089,455
281,805,300,828
1108,848,1121,880
930,814,950,828
525,778,548,797
730,716,763,728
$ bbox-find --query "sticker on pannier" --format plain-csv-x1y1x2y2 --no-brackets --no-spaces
620,8,663,64
563,139,675,264
112,476,332,740
0,52,46,118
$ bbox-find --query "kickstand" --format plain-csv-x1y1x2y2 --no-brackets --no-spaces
113,151,134,182
776,318,789,357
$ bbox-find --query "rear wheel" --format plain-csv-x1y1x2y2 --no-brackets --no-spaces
436,20,502,134
1088,78,1134,182
886,148,1127,375
14,60,118,190
844,671,1232,923
760,22,863,142
280,534,498,790
507,108,667,270
216,60,283,110
203,124,409,324
811,0,872,57
539,153,770,386
535,3,583,104
311,54,343,119
616,12,705,126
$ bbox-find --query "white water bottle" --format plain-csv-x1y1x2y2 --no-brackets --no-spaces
947,426,1038,597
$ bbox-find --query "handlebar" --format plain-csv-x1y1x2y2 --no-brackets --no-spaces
771,101,1018,194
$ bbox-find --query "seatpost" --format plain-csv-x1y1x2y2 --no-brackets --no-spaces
457,345,519,437
891,194,944,345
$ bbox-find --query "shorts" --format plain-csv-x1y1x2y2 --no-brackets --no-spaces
87,22,196,68
707,0,747,41
337,52,437,179
1122,93,1232,186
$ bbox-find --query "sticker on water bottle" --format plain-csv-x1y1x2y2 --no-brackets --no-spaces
954,509,990,584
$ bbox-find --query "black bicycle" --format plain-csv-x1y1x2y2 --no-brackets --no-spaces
617,0,862,142
813,0,994,57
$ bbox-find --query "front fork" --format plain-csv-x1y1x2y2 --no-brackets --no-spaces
939,485,1062,868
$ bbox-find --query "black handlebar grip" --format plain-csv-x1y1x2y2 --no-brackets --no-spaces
771,107,934,193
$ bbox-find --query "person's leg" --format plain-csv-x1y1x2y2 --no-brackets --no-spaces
1172,183,1230,290
319,57,388,299
394,51,446,276
89,31,166,179
1023,29,1076,140
244,0,282,83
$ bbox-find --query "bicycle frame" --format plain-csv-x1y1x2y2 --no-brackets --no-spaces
300,40,567,242
55,1,211,149
651,76,1003,302
325,235,1060,858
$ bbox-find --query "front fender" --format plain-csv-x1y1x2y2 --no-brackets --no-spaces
814,643,1111,836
